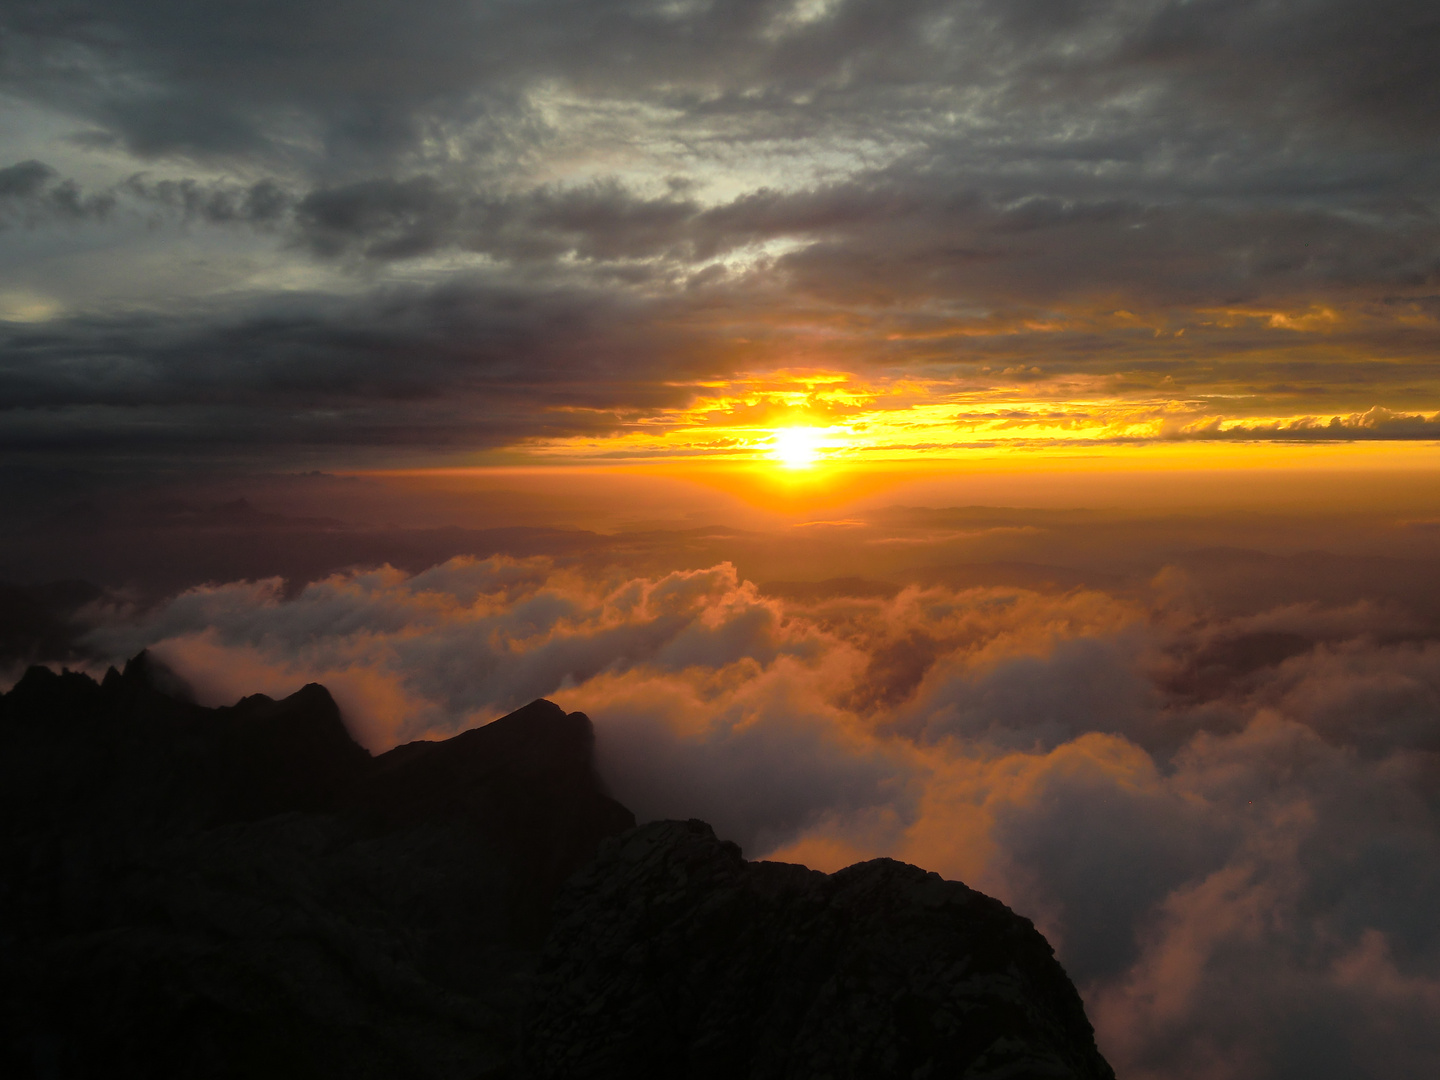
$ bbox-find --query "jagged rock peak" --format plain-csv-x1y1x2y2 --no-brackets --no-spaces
0,665,637,1079
1,661,1112,1079
522,818,1115,1080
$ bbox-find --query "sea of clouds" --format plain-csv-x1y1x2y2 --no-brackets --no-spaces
84,555,1440,1080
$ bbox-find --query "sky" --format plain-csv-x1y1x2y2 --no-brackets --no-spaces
4,2,1440,1079
3,0,1440,470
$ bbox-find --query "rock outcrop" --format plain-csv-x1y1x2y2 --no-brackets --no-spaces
1,657,1114,1079
524,819,1115,1080
0,655,633,1079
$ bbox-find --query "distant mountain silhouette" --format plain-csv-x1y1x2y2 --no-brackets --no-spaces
0,656,1113,1079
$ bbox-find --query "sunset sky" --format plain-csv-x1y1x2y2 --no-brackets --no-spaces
3,0,1440,477
4,3,1440,1079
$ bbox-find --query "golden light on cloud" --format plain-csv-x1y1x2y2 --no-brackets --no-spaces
514,366,1440,473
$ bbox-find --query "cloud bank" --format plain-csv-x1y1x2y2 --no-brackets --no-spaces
79,553,1440,1079
2,0,1439,460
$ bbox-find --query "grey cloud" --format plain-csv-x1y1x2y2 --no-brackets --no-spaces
2,0,1440,456
987,747,1232,985
95,91,273,159
1123,0,1440,135
121,175,292,225
0,159,284,228
1087,714,1440,1078
0,159,114,222
0,281,724,448
293,177,708,263
5,1,1438,169
592,698,915,858
0,159,54,197
294,177,462,260
904,633,1157,750
285,167,1440,319
10,160,1429,322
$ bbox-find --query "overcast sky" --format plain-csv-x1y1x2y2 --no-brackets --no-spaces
2,0,1439,464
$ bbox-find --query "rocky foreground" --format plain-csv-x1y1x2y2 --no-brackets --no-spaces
0,655,1114,1079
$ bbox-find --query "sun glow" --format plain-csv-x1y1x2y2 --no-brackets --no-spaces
771,427,823,469
508,366,1440,475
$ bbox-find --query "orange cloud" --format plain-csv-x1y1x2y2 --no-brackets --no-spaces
75,553,1440,1079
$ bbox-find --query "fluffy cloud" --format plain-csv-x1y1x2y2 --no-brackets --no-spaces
76,552,1440,1079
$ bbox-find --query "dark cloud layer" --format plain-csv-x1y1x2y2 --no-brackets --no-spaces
1,0,1438,456
0,158,114,222
0,280,736,451
8,1,1440,156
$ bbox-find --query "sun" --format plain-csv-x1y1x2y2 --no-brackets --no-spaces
771,426,823,469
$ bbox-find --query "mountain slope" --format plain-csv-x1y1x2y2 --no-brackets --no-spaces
1,658,1113,1079
0,655,632,1078
525,819,1115,1080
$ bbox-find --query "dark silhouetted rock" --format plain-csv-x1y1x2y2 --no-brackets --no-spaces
521,819,1115,1080
1,661,1113,1080
0,658,632,1079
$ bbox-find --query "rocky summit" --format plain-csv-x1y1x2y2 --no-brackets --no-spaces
523,819,1114,1080
1,656,1114,1079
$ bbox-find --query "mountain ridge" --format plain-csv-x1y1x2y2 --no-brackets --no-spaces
1,656,1114,1079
